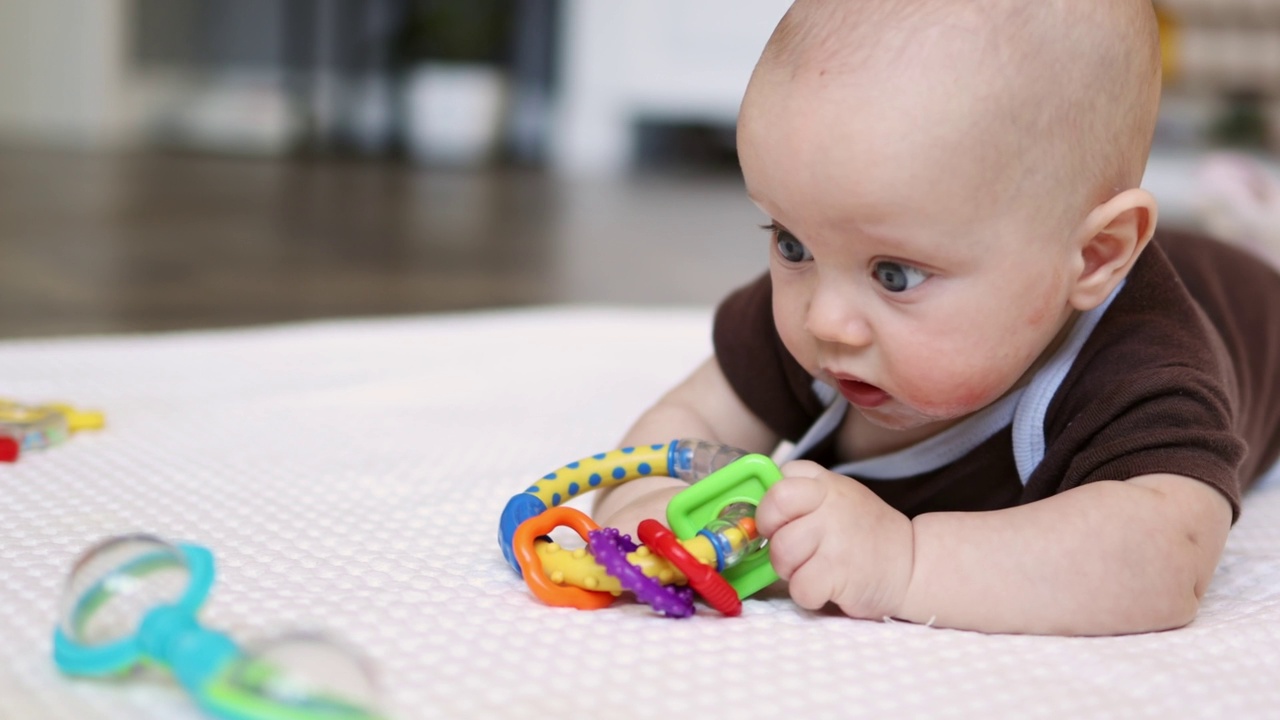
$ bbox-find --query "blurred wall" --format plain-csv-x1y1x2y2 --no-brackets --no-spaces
0,0,406,155
1,1,1276,172
0,0,132,147
550,0,789,174
133,0,286,69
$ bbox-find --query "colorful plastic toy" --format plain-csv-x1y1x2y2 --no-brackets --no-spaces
0,431,17,462
0,398,105,462
498,439,783,617
53,534,383,720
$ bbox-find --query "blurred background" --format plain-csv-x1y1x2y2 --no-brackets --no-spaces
0,0,1278,337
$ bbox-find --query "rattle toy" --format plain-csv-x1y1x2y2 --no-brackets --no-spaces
0,398,105,462
53,533,383,720
498,439,783,617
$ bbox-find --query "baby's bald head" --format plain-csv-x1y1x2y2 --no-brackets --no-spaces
744,0,1162,232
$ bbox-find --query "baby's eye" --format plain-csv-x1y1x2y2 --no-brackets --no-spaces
873,261,929,292
774,230,813,263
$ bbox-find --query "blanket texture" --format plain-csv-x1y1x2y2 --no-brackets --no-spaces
1,308,1278,719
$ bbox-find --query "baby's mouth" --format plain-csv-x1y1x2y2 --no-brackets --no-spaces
836,378,890,408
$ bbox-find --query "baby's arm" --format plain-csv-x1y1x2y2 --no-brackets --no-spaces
757,463,1232,635
903,473,1231,634
592,356,779,535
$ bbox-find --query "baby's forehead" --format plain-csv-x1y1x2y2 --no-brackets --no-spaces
746,31,1040,193
743,90,1076,249
754,4,1064,145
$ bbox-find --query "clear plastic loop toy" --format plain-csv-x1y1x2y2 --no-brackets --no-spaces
52,534,384,720
0,398,104,462
498,439,783,618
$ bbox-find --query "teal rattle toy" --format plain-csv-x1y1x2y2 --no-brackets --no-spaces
53,534,383,720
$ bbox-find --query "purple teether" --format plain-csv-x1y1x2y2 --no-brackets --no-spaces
588,527,695,618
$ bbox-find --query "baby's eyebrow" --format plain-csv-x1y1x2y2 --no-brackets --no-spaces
858,226,918,250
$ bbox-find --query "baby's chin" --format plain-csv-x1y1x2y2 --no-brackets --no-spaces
854,399,973,433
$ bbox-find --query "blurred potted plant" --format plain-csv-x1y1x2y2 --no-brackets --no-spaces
395,0,514,166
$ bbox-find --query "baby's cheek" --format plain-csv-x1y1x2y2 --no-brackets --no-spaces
773,311,818,373
893,355,1010,417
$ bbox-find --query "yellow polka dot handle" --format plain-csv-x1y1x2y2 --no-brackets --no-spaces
497,439,749,574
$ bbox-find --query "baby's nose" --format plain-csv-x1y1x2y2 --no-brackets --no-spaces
805,285,873,348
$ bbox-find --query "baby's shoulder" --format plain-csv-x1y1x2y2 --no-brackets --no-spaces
1047,236,1246,428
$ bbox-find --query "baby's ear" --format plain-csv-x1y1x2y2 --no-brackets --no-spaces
1068,189,1158,311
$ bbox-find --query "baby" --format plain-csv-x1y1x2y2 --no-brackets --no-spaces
593,0,1280,635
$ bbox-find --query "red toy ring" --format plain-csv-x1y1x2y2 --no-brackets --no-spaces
638,519,741,617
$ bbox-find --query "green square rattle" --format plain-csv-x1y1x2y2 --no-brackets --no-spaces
666,454,782,599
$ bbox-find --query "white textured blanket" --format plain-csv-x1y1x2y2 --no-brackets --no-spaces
2,308,1279,719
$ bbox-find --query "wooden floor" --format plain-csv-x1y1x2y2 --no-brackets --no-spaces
0,148,767,338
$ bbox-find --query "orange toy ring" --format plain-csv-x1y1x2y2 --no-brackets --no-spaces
638,518,741,617
513,506,616,610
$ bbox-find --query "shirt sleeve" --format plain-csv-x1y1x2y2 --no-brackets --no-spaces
1032,366,1246,518
712,273,826,441
1158,229,1280,494
1024,239,1250,519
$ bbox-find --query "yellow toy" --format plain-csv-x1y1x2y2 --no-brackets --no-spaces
0,399,105,462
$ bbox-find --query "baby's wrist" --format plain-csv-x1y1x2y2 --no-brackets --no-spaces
883,515,919,623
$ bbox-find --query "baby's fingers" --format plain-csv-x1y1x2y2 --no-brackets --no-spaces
787,556,841,610
756,467,826,537
764,510,822,583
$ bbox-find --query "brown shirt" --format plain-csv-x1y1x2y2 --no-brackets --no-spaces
713,230,1280,520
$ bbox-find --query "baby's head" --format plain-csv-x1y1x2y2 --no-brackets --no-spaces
738,0,1162,432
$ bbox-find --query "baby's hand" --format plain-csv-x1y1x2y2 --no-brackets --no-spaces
594,479,685,539
756,460,915,619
